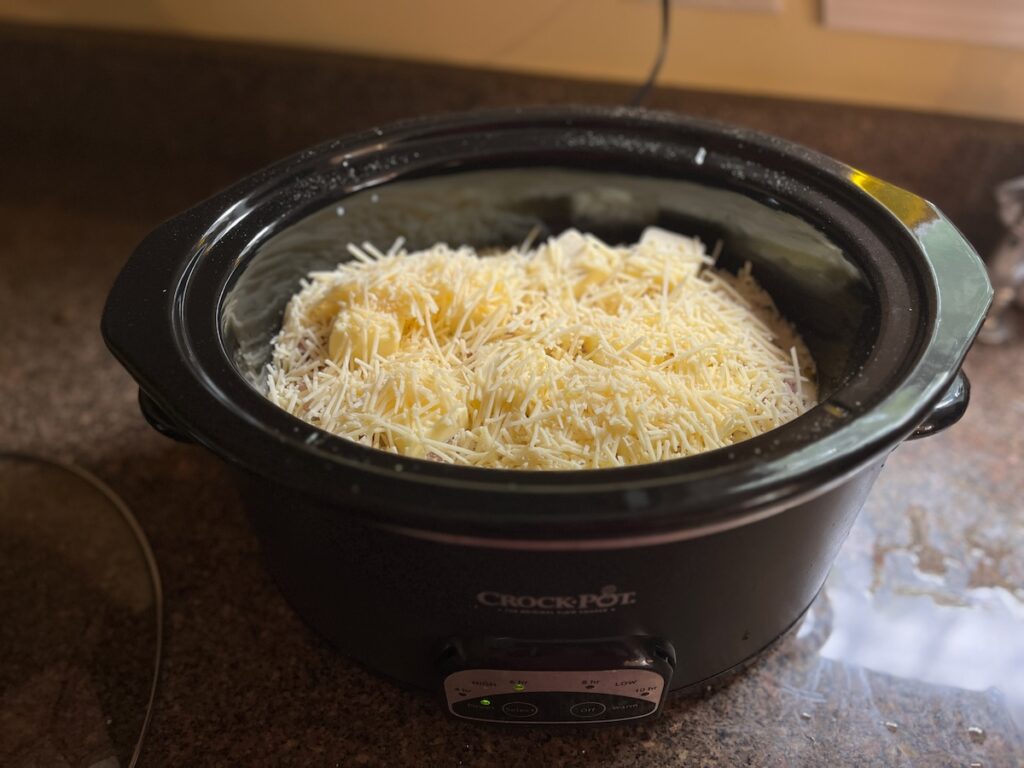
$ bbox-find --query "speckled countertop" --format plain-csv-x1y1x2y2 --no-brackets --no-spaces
1,23,1023,768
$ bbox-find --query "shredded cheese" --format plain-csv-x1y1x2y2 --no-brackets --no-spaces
267,228,817,469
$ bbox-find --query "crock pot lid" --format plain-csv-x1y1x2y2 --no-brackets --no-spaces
0,452,162,763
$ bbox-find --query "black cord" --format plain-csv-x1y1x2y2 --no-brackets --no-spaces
631,0,671,106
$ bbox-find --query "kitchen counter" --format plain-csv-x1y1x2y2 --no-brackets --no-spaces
1,24,1023,768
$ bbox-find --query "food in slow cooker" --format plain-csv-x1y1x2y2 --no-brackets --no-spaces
266,227,817,469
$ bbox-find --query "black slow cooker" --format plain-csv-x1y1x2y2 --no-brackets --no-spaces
102,107,991,725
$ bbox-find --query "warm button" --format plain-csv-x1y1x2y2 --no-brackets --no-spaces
501,701,538,718
608,700,646,715
569,701,607,718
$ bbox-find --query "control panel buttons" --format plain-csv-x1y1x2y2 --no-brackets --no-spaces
569,701,607,718
501,701,539,718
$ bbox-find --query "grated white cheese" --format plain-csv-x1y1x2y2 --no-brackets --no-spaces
266,228,817,469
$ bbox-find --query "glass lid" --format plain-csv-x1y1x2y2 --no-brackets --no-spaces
0,452,162,768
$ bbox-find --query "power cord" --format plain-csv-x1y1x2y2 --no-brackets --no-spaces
631,0,672,106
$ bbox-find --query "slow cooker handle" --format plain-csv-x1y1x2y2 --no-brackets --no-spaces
138,389,195,443
908,370,970,440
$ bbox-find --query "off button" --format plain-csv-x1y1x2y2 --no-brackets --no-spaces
501,701,538,718
570,701,607,719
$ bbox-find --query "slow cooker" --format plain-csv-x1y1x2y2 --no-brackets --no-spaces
102,107,991,725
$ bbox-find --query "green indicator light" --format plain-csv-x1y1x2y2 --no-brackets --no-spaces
513,683,525,691
480,699,491,706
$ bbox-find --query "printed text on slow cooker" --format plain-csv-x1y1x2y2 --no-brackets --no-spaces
476,585,638,615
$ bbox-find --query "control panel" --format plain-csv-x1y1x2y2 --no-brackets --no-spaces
444,668,665,723
439,637,673,724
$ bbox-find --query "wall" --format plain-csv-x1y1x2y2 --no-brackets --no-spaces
2,0,1023,122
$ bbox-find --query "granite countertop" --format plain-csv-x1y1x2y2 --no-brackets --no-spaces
1,24,1023,768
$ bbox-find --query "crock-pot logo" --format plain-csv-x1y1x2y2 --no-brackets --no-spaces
476,585,638,615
